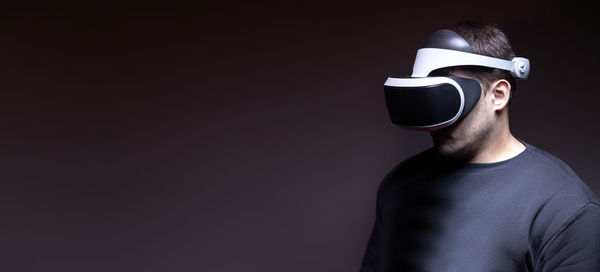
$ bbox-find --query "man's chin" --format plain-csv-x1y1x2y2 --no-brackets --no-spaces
432,143,455,157
432,135,452,151
432,138,465,157
432,140,477,163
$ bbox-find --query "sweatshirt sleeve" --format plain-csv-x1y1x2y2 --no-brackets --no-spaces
359,193,383,272
359,172,392,272
534,203,600,272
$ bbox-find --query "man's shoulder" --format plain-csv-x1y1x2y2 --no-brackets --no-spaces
523,143,600,254
383,148,436,180
376,148,436,193
523,142,599,203
525,143,578,176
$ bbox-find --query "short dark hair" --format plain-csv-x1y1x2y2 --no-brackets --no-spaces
441,21,518,104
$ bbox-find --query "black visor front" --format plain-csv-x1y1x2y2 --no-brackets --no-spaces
385,82,460,127
384,76,481,130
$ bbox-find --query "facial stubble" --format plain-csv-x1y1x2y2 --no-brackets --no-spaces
431,92,495,160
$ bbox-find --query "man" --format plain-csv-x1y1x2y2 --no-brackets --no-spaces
360,21,600,271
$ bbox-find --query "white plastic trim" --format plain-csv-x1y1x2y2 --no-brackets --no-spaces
411,48,530,79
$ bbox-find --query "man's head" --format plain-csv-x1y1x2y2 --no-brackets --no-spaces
441,21,517,102
429,21,518,159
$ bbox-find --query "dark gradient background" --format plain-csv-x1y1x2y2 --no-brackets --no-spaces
1,2,599,272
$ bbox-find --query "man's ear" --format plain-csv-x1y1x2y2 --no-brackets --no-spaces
491,79,511,111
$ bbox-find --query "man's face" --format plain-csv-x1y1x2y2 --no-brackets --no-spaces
429,71,495,159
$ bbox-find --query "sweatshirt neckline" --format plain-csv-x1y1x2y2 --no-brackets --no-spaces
431,139,536,173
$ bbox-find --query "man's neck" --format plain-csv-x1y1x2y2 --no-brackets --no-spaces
469,129,526,163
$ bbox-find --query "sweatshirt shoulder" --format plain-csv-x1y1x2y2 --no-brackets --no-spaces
516,144,600,259
525,143,599,204
377,148,435,193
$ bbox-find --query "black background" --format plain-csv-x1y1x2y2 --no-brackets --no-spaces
1,2,599,271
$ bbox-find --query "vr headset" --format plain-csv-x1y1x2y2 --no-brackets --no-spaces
384,29,530,131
